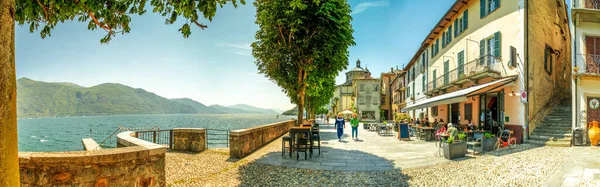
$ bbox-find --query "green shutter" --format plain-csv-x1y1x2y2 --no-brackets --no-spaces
412,82,415,97
454,19,458,36
494,31,501,58
449,25,453,42
431,45,434,58
463,9,468,30
436,39,439,55
422,75,425,92
480,0,486,18
442,32,446,47
444,60,449,84
458,51,464,77
479,39,485,65
433,70,437,89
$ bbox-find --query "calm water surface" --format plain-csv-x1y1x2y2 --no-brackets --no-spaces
18,114,292,152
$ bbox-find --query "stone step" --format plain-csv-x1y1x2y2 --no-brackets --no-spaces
533,128,572,134
546,112,572,116
543,117,572,122
526,139,571,147
531,132,572,138
538,121,572,126
529,135,572,142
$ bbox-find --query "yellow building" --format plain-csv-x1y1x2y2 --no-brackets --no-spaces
391,70,407,115
402,0,571,144
334,59,370,113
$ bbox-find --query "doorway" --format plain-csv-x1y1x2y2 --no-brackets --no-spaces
479,91,504,134
587,97,600,125
448,103,460,124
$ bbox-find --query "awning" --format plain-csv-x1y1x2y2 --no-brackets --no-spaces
402,76,516,112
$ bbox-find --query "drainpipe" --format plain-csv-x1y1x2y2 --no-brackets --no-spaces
574,13,579,133
524,0,530,141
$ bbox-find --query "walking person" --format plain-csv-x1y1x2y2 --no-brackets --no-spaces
335,113,346,141
350,113,359,140
326,114,330,125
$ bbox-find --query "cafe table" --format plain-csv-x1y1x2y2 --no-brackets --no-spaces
289,125,312,158
421,127,436,141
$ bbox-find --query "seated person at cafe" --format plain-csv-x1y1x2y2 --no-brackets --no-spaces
435,124,447,140
467,119,474,130
433,119,439,127
447,123,458,139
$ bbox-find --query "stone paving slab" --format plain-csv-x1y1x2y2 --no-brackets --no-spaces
543,146,600,187
252,120,448,171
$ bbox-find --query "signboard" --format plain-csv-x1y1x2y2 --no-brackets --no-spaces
520,91,527,103
398,123,410,141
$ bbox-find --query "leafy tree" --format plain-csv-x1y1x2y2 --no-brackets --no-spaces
0,0,243,184
252,0,354,124
305,72,336,119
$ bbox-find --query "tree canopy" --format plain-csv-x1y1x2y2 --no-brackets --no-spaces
15,0,245,43
252,0,354,123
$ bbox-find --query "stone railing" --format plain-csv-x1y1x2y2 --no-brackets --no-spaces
19,131,166,186
172,128,206,152
229,120,295,158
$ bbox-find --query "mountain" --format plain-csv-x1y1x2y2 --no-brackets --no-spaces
227,104,279,114
270,108,284,114
17,78,197,118
171,98,223,114
209,105,255,114
282,107,298,115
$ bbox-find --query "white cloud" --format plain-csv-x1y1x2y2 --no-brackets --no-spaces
216,43,252,56
351,1,390,15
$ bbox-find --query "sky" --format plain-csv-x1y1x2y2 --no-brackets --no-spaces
15,0,455,111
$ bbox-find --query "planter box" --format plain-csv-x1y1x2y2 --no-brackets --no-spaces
482,138,497,152
443,141,467,160
363,123,369,129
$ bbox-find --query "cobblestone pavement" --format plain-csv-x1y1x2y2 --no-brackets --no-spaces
543,146,600,187
253,122,449,171
165,119,576,186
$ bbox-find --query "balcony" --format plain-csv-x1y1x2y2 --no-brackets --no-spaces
575,54,600,77
426,55,502,95
573,0,600,23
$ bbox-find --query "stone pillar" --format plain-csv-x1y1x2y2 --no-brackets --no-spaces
172,128,206,152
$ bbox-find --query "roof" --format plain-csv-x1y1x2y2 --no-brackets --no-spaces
404,0,471,70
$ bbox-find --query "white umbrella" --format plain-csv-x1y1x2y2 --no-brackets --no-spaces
341,110,353,115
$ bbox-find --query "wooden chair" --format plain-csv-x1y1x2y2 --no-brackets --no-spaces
282,135,291,157
295,137,310,160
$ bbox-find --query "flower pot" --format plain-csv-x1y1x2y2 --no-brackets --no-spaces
589,121,600,146
482,137,497,152
443,141,467,160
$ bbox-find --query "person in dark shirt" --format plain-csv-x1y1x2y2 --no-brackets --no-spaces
335,113,346,141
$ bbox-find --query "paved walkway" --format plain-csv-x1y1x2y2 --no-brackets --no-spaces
253,121,449,171
543,146,600,187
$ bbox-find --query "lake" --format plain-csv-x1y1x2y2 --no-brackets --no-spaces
18,114,292,152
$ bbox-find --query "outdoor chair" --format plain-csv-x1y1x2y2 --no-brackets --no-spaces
282,135,291,157
295,137,310,160
467,132,484,155
311,133,321,155
417,128,425,140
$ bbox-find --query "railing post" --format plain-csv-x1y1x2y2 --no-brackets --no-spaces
153,131,156,144
170,130,173,149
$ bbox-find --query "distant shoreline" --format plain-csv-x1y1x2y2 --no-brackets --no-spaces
17,113,285,120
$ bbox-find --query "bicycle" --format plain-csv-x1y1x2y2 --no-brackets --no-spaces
494,129,517,150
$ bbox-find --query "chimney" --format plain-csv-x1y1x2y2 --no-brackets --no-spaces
390,67,394,73
396,66,398,70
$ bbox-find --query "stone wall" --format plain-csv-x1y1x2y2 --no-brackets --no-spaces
19,131,166,186
526,0,572,134
172,128,206,152
230,120,295,158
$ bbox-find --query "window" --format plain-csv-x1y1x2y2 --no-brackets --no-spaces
455,10,468,37
479,31,502,65
480,0,500,18
432,70,437,89
361,111,375,119
422,75,426,92
444,60,449,84
407,87,410,98
432,106,438,117
585,36,600,55
458,51,465,77
374,85,379,91
359,96,365,105
373,97,378,105
360,84,365,91
464,103,473,121
544,45,553,75
442,32,446,47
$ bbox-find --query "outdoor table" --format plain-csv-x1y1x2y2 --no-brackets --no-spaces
465,130,486,141
438,132,449,147
421,127,436,140
289,126,312,158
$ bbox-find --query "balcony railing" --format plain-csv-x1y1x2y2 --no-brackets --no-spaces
575,0,600,9
427,55,502,92
577,54,600,74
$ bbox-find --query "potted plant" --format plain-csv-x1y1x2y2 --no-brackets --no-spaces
482,132,497,152
459,73,466,79
574,66,580,73
442,133,467,160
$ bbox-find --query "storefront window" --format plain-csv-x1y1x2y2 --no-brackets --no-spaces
362,111,375,119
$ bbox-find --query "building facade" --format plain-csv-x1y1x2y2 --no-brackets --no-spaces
401,0,571,143
391,70,407,115
380,69,397,121
571,0,600,135
335,59,370,113
354,74,381,122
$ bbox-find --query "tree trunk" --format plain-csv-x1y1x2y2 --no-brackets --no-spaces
296,68,306,125
0,0,19,185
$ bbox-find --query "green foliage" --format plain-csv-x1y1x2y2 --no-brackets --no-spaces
252,0,354,123
382,121,387,125
395,113,411,122
316,107,328,115
458,132,466,141
447,136,454,144
282,107,298,115
15,0,245,43
484,132,495,139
